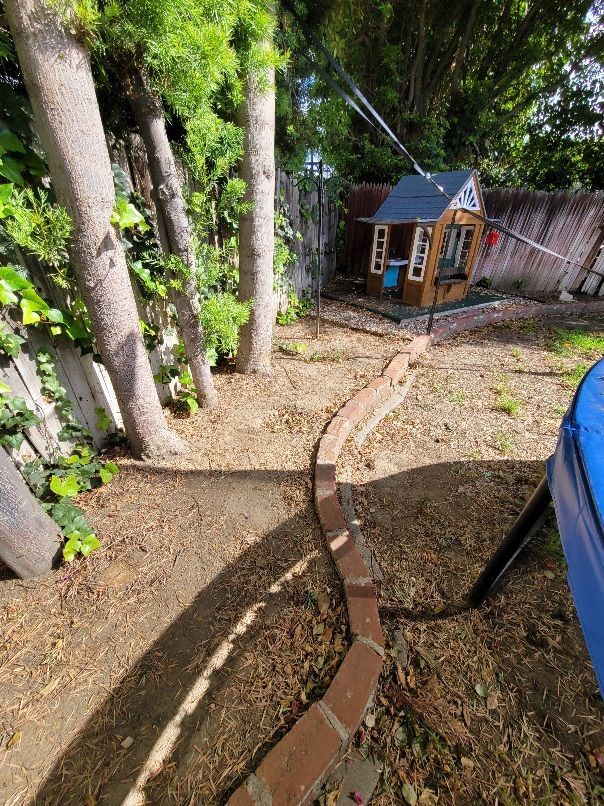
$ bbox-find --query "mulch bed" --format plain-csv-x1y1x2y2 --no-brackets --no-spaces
338,316,604,805
0,316,405,805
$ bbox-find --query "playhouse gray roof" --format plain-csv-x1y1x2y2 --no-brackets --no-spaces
358,169,474,225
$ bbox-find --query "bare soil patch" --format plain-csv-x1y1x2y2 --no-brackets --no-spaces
0,316,404,805
342,316,604,805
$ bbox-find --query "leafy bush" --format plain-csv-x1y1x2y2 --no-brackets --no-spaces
276,291,312,325
2,186,71,270
278,340,308,355
200,292,251,365
22,447,119,562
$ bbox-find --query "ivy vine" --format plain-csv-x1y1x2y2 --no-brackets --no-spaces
0,379,41,451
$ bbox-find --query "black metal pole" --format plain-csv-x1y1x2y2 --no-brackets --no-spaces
467,475,552,607
316,159,323,338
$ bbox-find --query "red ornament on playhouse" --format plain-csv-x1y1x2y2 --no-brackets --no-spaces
485,229,500,247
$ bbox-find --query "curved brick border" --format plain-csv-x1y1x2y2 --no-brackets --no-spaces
228,299,604,806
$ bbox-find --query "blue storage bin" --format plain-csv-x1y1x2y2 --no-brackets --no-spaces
384,265,399,288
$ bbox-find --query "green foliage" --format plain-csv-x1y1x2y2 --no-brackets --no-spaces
196,243,238,294
278,0,601,189
22,446,119,562
153,361,198,413
0,324,24,358
175,369,199,413
111,195,149,232
493,430,514,456
273,197,300,301
563,363,589,390
0,127,28,185
0,380,41,450
2,186,72,268
548,328,604,360
95,406,112,431
278,340,308,355
36,350,92,442
495,395,521,417
0,196,93,349
199,292,251,365
139,318,161,351
276,291,312,325
130,256,168,298
48,0,101,45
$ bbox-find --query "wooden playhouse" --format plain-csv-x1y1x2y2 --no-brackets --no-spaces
359,169,485,307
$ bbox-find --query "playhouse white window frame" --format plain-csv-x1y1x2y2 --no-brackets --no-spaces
455,225,475,268
370,225,388,274
408,226,432,282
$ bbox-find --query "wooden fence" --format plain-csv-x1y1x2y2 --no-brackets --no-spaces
0,264,178,465
340,182,604,297
341,182,392,277
275,169,339,307
474,188,604,296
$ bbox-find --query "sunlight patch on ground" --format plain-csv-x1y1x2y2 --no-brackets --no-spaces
121,553,318,806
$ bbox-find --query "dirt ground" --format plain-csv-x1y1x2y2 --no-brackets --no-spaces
341,316,604,805
0,317,406,806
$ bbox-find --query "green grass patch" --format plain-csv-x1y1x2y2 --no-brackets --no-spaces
278,340,308,356
495,395,521,416
306,349,344,363
538,523,566,567
548,327,604,359
562,362,589,390
448,389,468,403
493,431,514,456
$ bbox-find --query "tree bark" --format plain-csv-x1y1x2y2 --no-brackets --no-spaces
236,51,275,375
0,449,62,578
4,0,186,459
123,66,216,407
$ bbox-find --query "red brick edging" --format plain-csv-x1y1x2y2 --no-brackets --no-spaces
228,299,604,805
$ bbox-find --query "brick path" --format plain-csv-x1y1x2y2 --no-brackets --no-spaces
228,298,604,806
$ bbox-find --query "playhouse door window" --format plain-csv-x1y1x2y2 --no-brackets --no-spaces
438,224,461,268
408,226,432,281
370,226,388,274
455,225,475,269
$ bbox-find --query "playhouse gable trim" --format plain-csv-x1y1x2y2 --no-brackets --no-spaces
449,173,482,213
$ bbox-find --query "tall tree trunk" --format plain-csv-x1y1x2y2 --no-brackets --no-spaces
4,0,186,459
123,66,216,407
0,449,62,578
236,48,275,375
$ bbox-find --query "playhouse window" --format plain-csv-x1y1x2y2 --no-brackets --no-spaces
456,225,475,268
408,226,432,281
370,226,388,274
439,228,455,261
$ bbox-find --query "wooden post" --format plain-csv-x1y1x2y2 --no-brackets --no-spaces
0,449,62,578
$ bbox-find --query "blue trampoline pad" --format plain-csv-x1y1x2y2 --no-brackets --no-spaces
547,357,604,696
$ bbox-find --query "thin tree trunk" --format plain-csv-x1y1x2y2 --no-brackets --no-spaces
0,449,62,578
124,66,216,407
236,49,275,375
5,0,186,459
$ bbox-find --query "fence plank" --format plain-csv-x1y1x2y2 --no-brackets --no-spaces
474,188,604,296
